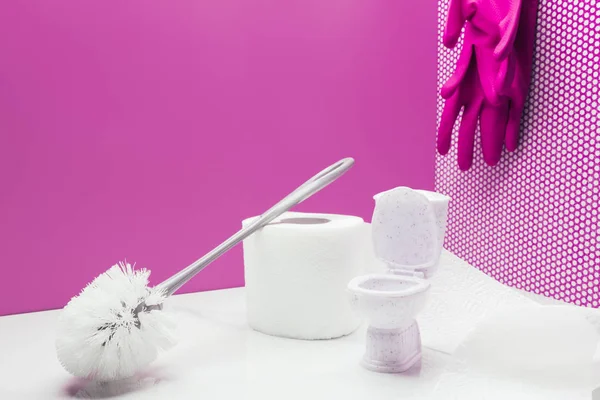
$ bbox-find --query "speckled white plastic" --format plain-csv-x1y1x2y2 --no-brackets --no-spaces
372,187,450,278
349,187,450,373
348,274,430,372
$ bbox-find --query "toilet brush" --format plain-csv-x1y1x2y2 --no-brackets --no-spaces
55,157,354,382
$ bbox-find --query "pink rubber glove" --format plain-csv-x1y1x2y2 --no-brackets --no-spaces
502,0,537,152
437,28,509,171
473,0,537,153
438,0,537,168
444,0,522,59
444,0,522,104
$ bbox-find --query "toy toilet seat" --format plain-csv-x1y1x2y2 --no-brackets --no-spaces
348,273,430,300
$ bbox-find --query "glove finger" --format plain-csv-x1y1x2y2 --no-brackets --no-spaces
441,42,475,99
438,92,463,155
505,100,522,152
457,100,482,171
444,0,478,48
480,102,509,165
443,0,465,48
495,53,516,97
475,46,503,105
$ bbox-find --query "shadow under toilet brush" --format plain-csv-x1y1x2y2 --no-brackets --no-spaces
55,157,355,382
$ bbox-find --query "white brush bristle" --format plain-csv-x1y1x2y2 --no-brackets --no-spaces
56,262,176,381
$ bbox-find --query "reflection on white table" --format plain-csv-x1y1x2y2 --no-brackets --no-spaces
0,287,450,400
0,251,597,399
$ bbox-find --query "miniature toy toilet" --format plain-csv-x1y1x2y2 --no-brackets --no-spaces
348,187,450,373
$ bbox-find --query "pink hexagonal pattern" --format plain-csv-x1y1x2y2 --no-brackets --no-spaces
436,0,600,307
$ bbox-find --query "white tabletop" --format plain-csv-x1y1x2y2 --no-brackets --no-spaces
0,288,450,400
0,251,597,399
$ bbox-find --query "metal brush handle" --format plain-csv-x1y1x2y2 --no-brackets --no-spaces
156,157,355,296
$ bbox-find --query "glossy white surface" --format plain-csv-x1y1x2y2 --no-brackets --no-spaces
0,251,597,399
0,288,449,400
433,305,599,400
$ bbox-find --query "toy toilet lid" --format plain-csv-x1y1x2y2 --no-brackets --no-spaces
371,187,442,276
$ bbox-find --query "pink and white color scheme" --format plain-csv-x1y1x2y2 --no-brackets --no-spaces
436,0,600,307
0,1,437,316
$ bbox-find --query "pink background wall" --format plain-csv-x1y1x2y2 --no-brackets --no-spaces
436,0,599,307
0,1,437,315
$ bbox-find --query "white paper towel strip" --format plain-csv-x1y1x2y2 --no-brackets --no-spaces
430,305,599,400
417,251,538,354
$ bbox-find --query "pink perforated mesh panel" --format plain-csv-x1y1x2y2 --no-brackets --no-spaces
436,0,600,307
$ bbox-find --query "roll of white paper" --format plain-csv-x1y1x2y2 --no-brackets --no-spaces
242,211,368,340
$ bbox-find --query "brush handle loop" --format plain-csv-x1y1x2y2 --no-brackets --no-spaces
157,157,355,296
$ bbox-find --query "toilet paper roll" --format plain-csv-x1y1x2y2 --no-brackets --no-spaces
242,211,368,340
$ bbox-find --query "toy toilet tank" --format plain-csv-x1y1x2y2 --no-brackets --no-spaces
348,187,450,373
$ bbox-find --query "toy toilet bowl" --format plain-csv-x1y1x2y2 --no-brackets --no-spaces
348,274,431,373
